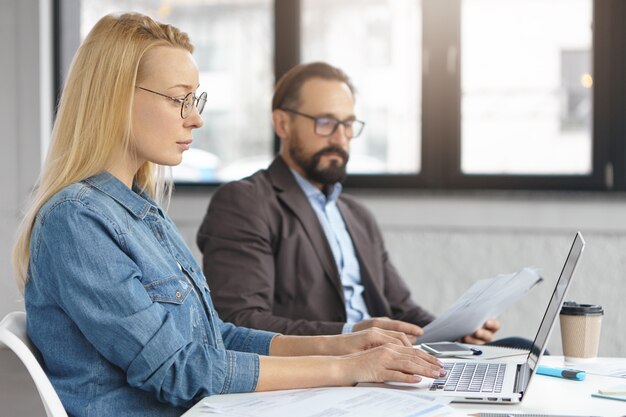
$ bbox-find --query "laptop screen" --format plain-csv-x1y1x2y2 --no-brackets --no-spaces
521,232,585,390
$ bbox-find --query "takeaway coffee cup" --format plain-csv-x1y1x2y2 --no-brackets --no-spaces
559,301,604,360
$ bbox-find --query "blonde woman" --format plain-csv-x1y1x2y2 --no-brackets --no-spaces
12,13,444,417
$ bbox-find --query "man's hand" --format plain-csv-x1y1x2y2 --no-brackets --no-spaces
460,319,501,345
353,317,423,344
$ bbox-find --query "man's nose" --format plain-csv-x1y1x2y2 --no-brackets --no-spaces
328,123,350,146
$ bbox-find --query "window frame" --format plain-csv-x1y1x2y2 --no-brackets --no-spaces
54,0,626,191
442,0,609,191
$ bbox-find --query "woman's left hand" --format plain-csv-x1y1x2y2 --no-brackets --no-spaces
269,327,414,357
320,327,413,356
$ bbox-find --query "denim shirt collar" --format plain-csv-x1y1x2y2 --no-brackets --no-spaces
289,168,343,205
83,171,163,219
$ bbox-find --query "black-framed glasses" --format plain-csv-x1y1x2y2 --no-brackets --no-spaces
281,108,365,139
136,86,207,119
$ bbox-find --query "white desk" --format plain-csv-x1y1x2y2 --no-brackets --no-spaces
453,356,626,416
182,356,626,417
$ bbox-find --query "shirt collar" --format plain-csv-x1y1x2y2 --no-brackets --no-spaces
289,168,343,204
83,171,162,219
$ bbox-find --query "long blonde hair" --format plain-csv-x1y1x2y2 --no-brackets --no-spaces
12,13,194,292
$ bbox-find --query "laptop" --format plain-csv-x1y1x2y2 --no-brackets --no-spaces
424,231,585,403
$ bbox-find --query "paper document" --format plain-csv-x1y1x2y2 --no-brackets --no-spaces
194,387,464,417
414,267,543,344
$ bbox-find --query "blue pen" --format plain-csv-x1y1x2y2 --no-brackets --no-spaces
536,365,586,381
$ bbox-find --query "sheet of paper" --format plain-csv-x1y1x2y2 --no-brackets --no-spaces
195,387,464,417
414,267,543,344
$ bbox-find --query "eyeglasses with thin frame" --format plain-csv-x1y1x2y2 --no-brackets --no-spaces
281,108,365,139
136,86,207,119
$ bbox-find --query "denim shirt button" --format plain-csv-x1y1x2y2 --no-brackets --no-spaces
175,290,182,298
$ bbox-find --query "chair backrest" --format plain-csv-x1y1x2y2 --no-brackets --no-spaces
0,311,68,417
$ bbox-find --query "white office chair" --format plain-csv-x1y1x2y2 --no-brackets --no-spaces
0,311,68,417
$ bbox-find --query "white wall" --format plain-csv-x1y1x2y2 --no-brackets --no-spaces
1,1,624,360
0,0,51,319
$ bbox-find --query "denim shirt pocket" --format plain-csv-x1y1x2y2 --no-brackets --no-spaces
144,276,192,304
143,276,210,345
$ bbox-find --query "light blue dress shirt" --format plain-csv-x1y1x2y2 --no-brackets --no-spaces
291,170,371,333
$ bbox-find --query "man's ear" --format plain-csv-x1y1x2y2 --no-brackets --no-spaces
272,109,291,140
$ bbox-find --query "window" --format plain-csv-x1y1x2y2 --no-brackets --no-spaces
301,0,422,175
460,0,593,176
66,0,274,183
55,0,626,190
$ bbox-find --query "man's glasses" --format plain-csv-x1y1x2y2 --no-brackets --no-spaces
136,86,207,119
281,108,365,139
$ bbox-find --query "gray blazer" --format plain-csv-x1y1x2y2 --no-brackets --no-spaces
197,156,435,335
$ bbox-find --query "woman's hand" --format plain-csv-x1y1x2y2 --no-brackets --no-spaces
270,327,413,356
320,327,413,356
352,317,423,344
258,342,446,391
338,343,446,385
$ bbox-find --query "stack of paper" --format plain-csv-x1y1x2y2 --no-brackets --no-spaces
195,387,465,417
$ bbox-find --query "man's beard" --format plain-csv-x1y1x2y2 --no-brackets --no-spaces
289,133,349,185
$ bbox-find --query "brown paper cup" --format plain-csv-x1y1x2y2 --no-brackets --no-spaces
559,301,603,360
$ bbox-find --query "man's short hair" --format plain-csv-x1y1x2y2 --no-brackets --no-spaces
272,62,356,111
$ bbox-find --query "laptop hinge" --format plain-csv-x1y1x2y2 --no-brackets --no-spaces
514,363,530,394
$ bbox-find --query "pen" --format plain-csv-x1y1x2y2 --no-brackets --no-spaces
536,365,586,381
470,347,482,356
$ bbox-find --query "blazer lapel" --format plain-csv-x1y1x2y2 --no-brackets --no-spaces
337,198,387,316
267,158,344,301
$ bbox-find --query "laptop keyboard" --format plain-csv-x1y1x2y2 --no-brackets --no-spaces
430,362,506,393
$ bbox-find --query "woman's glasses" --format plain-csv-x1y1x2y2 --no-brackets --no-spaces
136,86,207,119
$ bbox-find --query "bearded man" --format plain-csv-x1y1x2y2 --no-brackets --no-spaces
196,62,500,344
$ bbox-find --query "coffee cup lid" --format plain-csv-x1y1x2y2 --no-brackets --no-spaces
561,301,604,316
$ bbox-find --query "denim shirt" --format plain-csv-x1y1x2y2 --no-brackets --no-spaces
25,172,277,417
